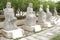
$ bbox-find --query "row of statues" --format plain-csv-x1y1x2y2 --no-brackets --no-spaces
3,2,59,31
16,4,57,18
2,2,60,40
1,2,60,39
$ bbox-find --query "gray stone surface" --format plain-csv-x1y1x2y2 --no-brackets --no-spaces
0,37,13,40
0,22,3,28
26,36,39,40
20,26,60,40
20,38,28,40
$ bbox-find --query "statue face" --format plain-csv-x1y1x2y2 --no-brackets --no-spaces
6,2,11,8
29,3,33,8
40,5,43,8
54,7,56,10
47,5,49,8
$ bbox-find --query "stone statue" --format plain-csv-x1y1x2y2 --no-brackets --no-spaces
16,8,20,17
46,5,52,21
24,3,41,32
27,3,33,14
38,5,52,27
38,5,46,24
54,7,58,16
26,3,36,26
3,2,17,31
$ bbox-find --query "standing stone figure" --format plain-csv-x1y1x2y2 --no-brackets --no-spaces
54,7,58,16
3,2,17,31
50,7,58,25
38,5,52,27
25,3,36,26
24,3,41,32
46,5,52,21
38,5,46,24
2,2,24,39
16,8,20,17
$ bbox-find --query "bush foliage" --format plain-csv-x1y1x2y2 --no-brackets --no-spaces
50,34,60,40
0,0,60,12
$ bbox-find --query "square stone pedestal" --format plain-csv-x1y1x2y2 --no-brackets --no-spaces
0,29,2,33
0,37,13,40
38,22,53,28
23,25,41,32
2,28,24,39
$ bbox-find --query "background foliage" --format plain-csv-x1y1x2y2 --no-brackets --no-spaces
50,34,60,40
0,0,60,13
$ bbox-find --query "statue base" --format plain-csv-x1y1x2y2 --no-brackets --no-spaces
23,25,41,32
1,28,24,39
38,22,53,28
0,37,13,40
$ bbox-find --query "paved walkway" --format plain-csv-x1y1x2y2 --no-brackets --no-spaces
20,25,60,40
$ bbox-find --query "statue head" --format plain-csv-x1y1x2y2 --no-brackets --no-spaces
40,4,43,8
47,5,49,8
28,3,33,8
6,2,11,8
54,7,56,10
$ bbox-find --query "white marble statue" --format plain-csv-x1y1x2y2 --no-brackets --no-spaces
53,7,60,26
46,5,52,21
16,8,24,17
2,2,24,39
50,7,58,25
24,3,41,32
25,3,36,26
16,8,20,17
38,5,46,24
3,2,17,31
54,7,58,17
38,5,52,27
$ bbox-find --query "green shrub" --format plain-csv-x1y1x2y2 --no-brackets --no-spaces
56,1,60,13
50,34,60,40
0,0,59,13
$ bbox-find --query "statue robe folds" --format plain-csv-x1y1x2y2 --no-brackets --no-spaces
3,8,17,31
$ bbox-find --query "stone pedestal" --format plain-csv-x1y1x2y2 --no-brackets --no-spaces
0,29,2,33
1,37,13,40
55,18,60,26
23,25,41,32
50,16,58,25
0,22,3,29
38,22,52,28
2,28,24,39
44,22,53,27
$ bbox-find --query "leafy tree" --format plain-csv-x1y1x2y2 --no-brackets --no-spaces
56,1,60,13
0,0,59,13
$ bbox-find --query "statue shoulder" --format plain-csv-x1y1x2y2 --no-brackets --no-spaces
3,8,7,12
